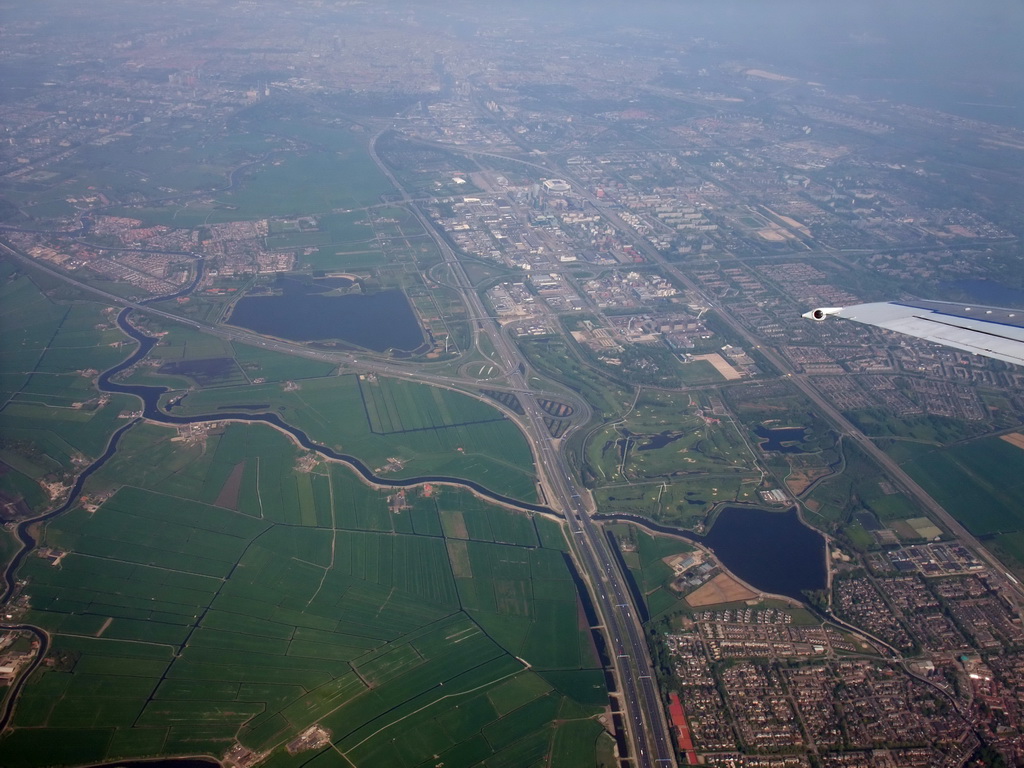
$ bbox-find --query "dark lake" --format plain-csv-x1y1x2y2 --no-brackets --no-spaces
855,510,882,532
636,430,685,452
701,506,826,601
754,425,807,453
228,284,425,353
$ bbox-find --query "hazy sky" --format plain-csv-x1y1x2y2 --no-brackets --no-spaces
4,0,1022,126
516,0,1024,127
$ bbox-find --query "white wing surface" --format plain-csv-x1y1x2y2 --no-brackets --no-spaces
803,300,1024,367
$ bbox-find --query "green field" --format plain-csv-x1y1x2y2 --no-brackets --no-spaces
885,437,1024,539
518,336,633,422
0,88,617,767
594,474,761,529
172,373,538,502
0,266,138,509
677,358,725,385
804,438,921,538
585,390,757,484
68,106,395,228
585,390,761,526
2,420,606,767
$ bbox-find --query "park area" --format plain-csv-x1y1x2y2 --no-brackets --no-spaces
585,391,762,527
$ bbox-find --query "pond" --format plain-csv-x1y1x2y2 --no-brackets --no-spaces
754,425,807,454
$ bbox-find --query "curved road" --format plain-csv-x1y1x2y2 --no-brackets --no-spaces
0,137,677,764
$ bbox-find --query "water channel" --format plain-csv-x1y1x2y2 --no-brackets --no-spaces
1,299,829,743
0,305,552,735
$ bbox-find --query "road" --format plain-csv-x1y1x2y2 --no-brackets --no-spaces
1,152,677,764
368,132,677,766
536,160,1024,607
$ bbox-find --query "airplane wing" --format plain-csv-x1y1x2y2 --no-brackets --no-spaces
803,300,1024,367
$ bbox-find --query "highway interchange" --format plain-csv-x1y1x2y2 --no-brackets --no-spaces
1,151,679,765
372,133,679,767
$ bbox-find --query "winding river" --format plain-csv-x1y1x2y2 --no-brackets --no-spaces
0,297,828,746
0,301,560,738
3,302,561,603
101,308,555,513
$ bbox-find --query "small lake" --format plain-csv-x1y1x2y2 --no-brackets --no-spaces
228,284,425,353
754,425,807,454
636,430,685,452
702,506,826,601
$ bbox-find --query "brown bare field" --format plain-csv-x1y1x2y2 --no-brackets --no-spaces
756,228,789,242
786,467,832,496
215,461,246,510
1000,432,1024,451
744,68,797,82
690,353,741,381
685,572,757,607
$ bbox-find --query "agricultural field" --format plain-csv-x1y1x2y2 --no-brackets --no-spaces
90,107,393,228
171,372,538,502
39,129,282,223
0,266,137,507
885,437,1024,544
117,320,337,392
845,408,993,445
295,211,386,272
300,208,438,275
0,271,126,411
1,421,607,768
230,342,338,384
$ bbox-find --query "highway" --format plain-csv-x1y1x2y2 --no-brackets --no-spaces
536,161,1024,608
3,148,677,763
367,134,677,766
